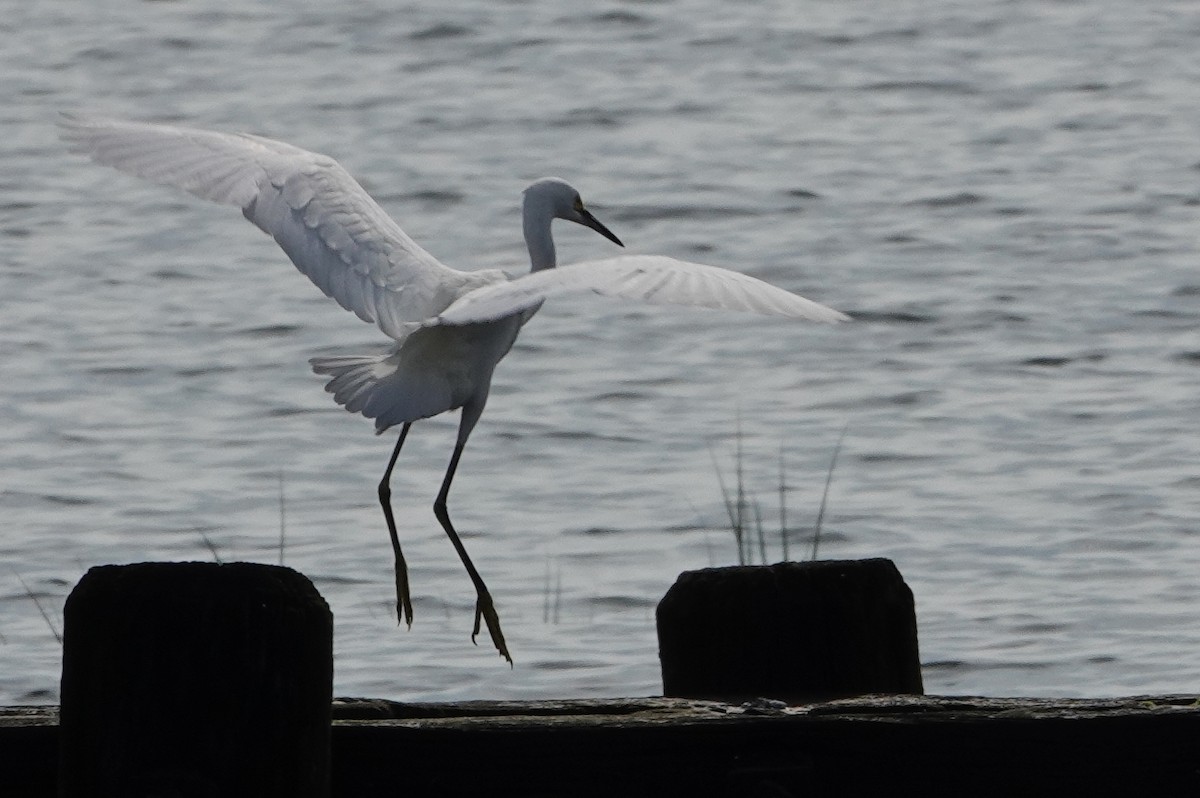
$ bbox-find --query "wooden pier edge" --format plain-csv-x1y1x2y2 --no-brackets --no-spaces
4,694,1200,797
3,559,1196,795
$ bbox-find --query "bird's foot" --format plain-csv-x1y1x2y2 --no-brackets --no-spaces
394,570,413,630
472,591,512,665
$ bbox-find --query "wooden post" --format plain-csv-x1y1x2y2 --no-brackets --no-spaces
58,562,332,797
657,559,923,703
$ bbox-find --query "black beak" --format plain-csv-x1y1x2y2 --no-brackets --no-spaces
579,207,624,248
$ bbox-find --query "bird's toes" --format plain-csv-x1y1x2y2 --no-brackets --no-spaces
396,599,413,630
473,594,512,665
470,601,483,644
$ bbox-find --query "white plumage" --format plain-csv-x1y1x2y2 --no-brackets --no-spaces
60,113,849,664
431,254,850,327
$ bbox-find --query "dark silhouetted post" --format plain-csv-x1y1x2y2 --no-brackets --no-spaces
657,559,923,703
59,562,332,797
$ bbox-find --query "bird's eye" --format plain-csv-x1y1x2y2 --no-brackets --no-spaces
573,197,584,213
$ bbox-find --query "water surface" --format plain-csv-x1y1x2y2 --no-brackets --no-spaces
2,0,1199,702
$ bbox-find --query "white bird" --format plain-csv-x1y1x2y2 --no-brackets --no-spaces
59,113,850,664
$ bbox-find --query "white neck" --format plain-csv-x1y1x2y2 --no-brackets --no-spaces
522,193,557,272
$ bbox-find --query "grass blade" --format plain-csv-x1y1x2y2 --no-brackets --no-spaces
778,444,789,561
811,423,849,561
707,441,744,565
15,572,61,645
278,469,287,566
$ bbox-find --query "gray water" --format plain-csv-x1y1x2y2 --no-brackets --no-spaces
2,0,1199,704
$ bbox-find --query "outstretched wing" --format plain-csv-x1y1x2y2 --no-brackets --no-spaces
428,255,850,327
59,113,474,339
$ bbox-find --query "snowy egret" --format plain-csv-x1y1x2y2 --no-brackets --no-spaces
60,114,850,663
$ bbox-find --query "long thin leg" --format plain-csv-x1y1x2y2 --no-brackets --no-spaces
434,409,512,664
379,422,414,628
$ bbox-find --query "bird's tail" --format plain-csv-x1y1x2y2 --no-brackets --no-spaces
310,354,401,433
310,350,460,434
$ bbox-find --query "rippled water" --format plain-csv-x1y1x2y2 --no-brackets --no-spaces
2,0,1199,703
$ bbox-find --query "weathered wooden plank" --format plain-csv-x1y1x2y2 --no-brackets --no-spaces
7,695,1197,797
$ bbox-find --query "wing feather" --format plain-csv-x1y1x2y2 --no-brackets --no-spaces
59,113,475,338
429,255,849,327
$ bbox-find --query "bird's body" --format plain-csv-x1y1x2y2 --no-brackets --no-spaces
60,113,849,663
314,308,526,432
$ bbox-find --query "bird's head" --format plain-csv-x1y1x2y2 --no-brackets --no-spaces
523,177,624,248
